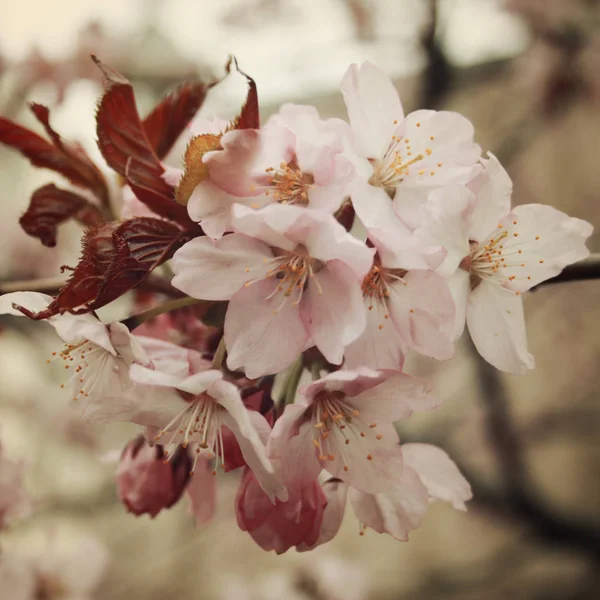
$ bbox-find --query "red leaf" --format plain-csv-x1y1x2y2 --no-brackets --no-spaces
93,56,194,227
227,57,259,130
0,107,109,203
143,82,213,159
19,184,105,247
18,218,194,319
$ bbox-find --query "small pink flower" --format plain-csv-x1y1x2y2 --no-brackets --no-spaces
0,291,151,413
126,363,287,502
235,467,327,554
189,104,353,239
417,155,593,374
172,204,374,377
116,435,191,518
302,443,471,550
338,61,481,230
268,369,440,495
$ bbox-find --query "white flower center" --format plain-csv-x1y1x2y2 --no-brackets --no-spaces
154,394,225,475
312,391,383,472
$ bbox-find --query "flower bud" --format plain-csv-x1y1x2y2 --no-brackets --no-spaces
116,436,191,518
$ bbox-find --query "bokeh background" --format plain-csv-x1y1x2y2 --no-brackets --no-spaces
1,1,599,598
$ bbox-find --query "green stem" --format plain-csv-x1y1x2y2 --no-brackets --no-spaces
279,356,304,408
310,361,322,381
212,337,227,370
121,296,205,331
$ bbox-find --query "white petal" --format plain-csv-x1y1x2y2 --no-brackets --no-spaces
446,269,471,339
340,62,404,159
402,443,472,510
171,234,274,300
466,281,535,375
349,465,429,541
225,279,308,378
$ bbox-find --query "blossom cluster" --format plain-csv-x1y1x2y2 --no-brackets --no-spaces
0,59,592,553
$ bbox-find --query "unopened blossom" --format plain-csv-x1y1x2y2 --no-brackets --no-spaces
303,443,471,550
269,369,440,494
0,440,29,530
116,435,192,518
125,362,287,502
338,61,481,229
235,467,327,554
417,156,593,374
191,104,353,239
344,224,455,369
0,291,151,413
172,203,374,377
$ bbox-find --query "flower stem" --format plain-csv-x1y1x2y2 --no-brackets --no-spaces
278,356,304,408
212,337,227,370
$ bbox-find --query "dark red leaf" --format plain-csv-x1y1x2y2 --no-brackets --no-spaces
227,57,259,130
93,56,194,227
143,82,213,159
17,218,193,320
0,108,109,204
19,183,105,247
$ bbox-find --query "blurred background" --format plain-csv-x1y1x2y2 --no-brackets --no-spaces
1,0,599,598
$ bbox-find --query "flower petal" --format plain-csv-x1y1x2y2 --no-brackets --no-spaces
402,443,472,510
340,62,404,159
301,260,366,365
225,279,308,378
349,464,429,541
171,234,274,300
466,281,535,375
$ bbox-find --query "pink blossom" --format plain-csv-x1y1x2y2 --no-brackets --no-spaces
189,104,353,239
338,61,481,230
303,443,471,549
116,435,191,518
344,224,455,370
0,291,151,413
235,467,327,554
417,155,593,374
172,204,374,377
125,362,287,502
269,369,440,495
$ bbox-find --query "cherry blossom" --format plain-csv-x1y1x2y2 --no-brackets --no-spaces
0,291,151,410
344,223,455,370
303,443,471,549
172,203,374,377
269,369,440,495
417,156,593,374
337,61,481,230
125,361,287,502
191,104,353,239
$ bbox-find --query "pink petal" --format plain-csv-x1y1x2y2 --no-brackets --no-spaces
230,203,299,251
301,260,366,365
466,281,535,375
402,443,472,510
224,279,309,378
340,62,404,159
187,458,217,525
349,464,429,541
171,234,274,300
349,372,439,423
343,298,407,370
446,269,471,339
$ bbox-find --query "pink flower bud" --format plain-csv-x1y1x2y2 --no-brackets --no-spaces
116,436,191,518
